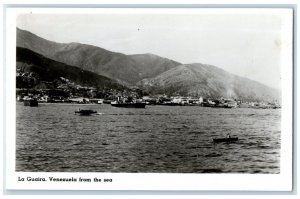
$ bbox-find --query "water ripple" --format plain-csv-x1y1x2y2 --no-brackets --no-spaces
16,103,281,173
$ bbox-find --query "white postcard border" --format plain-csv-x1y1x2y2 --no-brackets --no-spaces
4,7,294,191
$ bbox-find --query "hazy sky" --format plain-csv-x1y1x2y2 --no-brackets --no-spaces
17,11,291,89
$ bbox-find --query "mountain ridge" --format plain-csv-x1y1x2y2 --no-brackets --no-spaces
16,47,125,90
16,28,280,101
17,27,181,85
138,63,280,101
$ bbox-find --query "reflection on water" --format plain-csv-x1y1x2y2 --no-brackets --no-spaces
16,103,280,173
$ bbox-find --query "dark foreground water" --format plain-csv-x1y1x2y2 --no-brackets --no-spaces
16,103,281,173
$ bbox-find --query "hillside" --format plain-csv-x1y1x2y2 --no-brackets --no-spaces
17,28,280,101
16,47,125,90
17,28,180,85
138,63,280,101
129,53,181,79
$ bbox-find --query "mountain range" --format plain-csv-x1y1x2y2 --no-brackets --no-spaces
17,28,180,85
138,63,279,101
17,47,125,90
16,27,280,101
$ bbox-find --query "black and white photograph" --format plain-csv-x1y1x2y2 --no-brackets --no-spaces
3,6,294,191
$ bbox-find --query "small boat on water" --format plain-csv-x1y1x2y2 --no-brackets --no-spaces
111,97,146,108
213,137,238,143
24,98,38,107
211,104,233,108
111,101,146,108
75,109,97,116
213,134,238,143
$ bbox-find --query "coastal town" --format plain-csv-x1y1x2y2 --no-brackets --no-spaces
17,75,281,109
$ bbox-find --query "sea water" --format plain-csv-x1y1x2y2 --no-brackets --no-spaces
16,103,280,173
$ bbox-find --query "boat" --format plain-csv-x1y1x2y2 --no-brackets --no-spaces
111,97,146,108
24,98,38,107
75,109,97,115
103,99,113,104
213,137,238,143
209,99,237,108
111,101,146,108
211,104,233,108
211,102,237,108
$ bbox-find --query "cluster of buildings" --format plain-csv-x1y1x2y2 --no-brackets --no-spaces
17,91,281,109
141,95,280,109
16,75,281,109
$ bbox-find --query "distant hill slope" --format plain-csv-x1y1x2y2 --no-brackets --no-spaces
17,28,180,85
129,53,181,79
17,28,280,101
138,63,280,101
16,47,125,90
